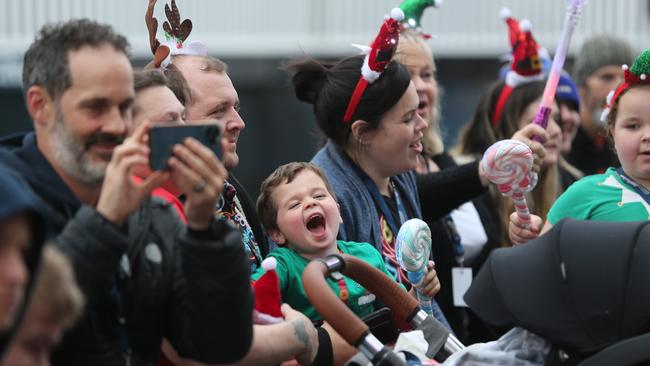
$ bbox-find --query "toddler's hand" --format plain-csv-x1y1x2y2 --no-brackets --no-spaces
420,261,441,297
508,212,543,245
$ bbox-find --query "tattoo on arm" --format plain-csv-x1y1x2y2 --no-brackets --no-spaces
291,319,312,350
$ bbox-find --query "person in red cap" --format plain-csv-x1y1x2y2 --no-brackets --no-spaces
455,11,566,248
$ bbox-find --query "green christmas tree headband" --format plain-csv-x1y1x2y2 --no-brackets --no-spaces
601,48,650,123
399,0,442,38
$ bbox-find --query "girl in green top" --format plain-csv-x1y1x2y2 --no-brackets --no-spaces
510,48,650,244
253,162,440,321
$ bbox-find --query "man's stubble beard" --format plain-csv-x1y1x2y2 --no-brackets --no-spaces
50,109,108,186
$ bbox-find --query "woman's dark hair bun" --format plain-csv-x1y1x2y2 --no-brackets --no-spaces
285,59,332,105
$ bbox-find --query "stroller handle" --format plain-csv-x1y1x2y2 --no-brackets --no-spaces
303,255,420,343
303,254,426,365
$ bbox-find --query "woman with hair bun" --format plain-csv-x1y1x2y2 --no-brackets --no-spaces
287,48,452,327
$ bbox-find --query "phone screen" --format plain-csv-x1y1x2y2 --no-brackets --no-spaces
148,124,221,171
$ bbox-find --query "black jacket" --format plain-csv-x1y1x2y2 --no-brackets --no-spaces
416,152,501,343
566,126,619,176
0,133,253,366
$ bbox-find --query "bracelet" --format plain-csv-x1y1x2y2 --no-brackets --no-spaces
311,326,333,366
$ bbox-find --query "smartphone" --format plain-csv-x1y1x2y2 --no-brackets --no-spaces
149,123,221,171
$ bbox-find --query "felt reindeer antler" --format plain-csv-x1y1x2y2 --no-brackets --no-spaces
145,0,161,54
145,0,170,68
162,0,193,46
144,0,206,70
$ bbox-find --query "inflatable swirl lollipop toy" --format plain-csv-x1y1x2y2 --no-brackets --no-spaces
480,139,534,227
396,218,433,316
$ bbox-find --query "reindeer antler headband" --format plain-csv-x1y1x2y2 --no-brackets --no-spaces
145,0,207,69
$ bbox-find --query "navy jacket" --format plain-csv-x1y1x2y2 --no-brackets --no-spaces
0,164,48,354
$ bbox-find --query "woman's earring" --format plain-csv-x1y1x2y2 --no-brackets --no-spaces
357,137,368,146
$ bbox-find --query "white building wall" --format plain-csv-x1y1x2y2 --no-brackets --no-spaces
0,0,647,85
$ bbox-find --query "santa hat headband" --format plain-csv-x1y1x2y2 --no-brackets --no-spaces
342,8,405,124
492,8,545,126
601,48,650,123
145,0,208,70
399,0,443,39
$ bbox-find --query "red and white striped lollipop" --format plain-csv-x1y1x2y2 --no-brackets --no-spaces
480,139,534,226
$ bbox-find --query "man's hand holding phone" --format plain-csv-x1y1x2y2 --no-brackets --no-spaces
168,136,228,230
148,123,227,230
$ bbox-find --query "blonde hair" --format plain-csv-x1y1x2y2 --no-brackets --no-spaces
29,245,84,328
172,54,228,74
395,29,444,156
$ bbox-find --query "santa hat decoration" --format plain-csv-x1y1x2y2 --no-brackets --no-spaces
399,0,443,39
145,0,208,70
252,257,283,324
601,48,650,123
492,8,545,126
343,8,405,123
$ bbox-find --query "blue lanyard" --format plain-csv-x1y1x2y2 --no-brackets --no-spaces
350,163,410,237
616,168,650,206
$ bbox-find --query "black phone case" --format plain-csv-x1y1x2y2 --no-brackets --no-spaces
149,124,221,171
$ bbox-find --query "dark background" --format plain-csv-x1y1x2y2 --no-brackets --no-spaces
0,57,506,199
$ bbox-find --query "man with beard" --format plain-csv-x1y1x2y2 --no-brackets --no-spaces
567,34,635,175
0,20,253,365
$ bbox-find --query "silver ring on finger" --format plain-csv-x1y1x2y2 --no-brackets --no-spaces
193,180,207,193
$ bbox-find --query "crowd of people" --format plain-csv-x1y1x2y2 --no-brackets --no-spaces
0,1,647,365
